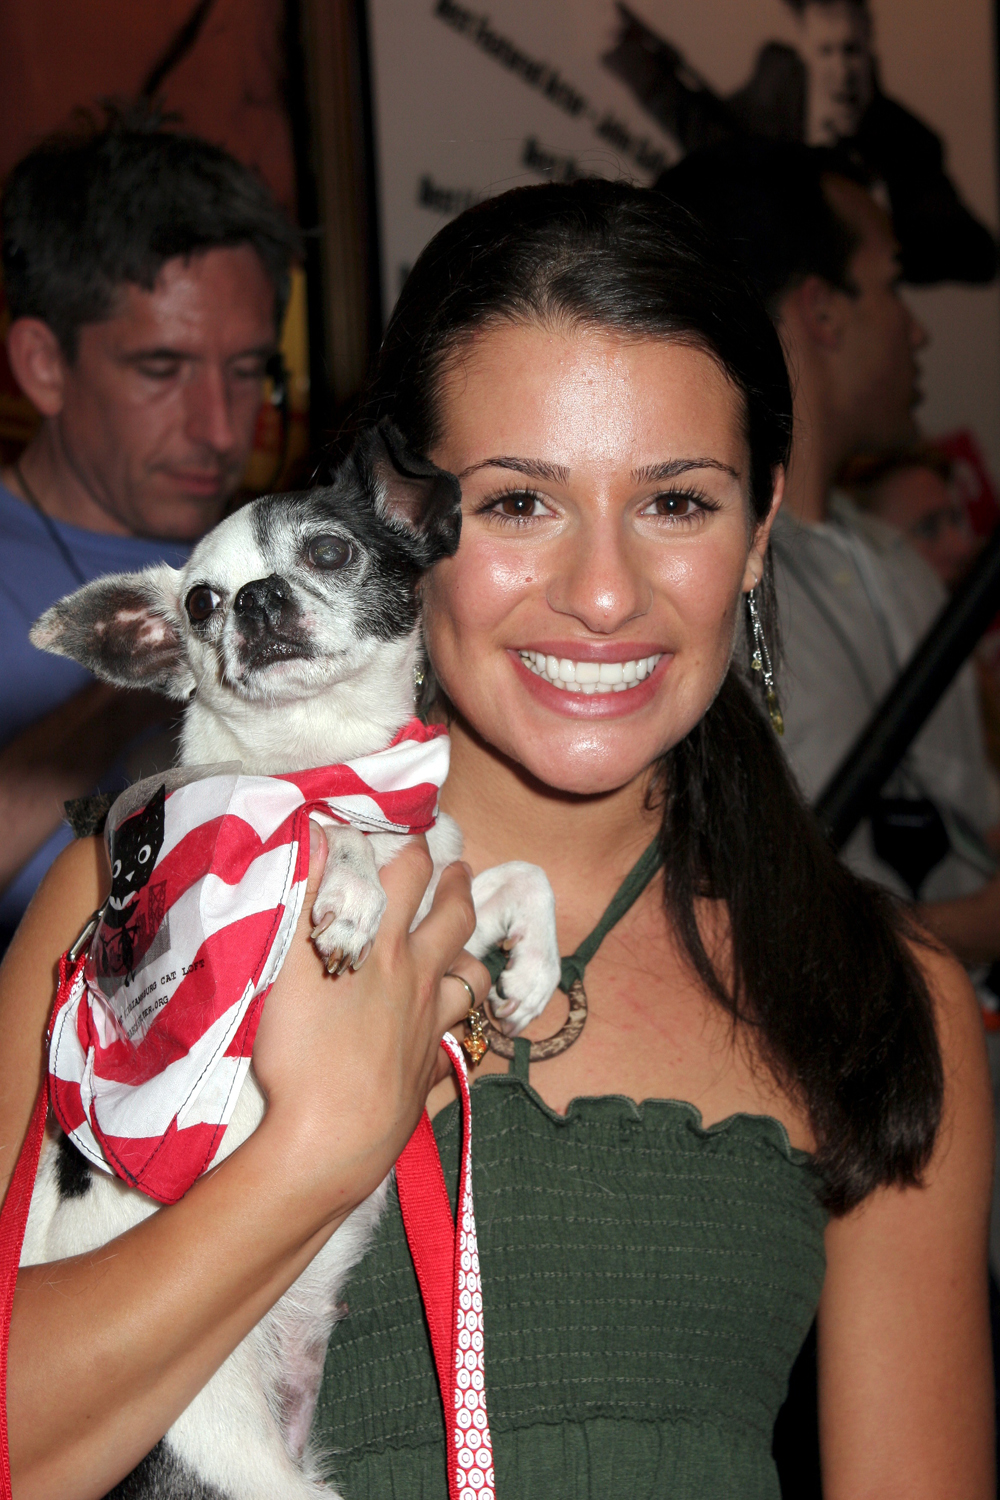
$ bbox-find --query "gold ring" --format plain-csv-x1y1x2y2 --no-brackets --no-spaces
445,971,478,1009
444,971,478,1009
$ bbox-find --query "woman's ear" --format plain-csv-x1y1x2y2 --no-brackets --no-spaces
5,317,68,418
743,466,785,592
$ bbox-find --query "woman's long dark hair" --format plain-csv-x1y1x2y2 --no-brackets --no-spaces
361,179,942,1214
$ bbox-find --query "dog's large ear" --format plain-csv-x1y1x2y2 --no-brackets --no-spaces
30,564,194,699
357,418,462,565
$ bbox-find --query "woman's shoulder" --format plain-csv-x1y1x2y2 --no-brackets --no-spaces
910,932,989,1089
909,932,993,1171
9,834,108,954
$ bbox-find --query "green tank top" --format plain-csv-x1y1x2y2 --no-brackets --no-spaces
312,1042,827,1499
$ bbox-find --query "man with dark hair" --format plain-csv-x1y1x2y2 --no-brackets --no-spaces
661,138,1000,964
0,111,299,945
606,0,996,283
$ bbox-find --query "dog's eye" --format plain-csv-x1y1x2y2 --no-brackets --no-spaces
186,586,221,622
308,535,353,571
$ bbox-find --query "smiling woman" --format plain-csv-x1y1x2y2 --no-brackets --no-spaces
309,179,993,1498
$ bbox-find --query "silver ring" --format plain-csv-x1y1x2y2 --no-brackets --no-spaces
444,971,478,1009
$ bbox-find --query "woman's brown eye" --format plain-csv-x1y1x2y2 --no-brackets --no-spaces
499,493,537,517
657,493,695,516
308,534,353,570
185,586,221,622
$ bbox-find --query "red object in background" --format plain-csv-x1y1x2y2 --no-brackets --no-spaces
936,429,1000,641
936,429,1000,537
0,0,295,217
934,433,1000,1036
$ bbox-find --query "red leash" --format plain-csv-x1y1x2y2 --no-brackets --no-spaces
0,950,83,1500
0,967,494,1500
397,1033,495,1500
0,1081,47,1500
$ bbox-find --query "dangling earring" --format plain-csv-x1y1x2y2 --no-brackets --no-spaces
413,661,426,699
747,588,784,736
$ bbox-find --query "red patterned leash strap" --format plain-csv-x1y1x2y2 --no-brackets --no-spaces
0,1082,44,1500
0,948,85,1500
396,1033,495,1500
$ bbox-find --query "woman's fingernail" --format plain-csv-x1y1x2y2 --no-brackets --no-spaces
310,823,322,859
459,861,473,879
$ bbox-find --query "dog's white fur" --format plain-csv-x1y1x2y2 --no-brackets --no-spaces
24,475,560,1498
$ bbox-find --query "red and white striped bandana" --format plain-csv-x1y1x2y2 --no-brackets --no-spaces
47,718,450,1205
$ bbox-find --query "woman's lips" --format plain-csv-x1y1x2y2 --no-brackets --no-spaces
508,648,672,716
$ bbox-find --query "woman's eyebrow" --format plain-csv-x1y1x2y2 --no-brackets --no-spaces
632,457,740,483
457,455,740,484
457,456,570,482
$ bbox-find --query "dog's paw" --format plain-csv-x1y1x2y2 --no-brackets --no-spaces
311,872,386,976
491,928,561,1035
468,861,560,1036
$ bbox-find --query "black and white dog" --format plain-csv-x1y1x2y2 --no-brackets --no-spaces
23,422,559,1499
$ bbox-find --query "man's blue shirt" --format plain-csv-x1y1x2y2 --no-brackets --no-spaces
0,481,192,932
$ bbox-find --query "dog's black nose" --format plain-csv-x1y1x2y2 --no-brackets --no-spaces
233,574,293,634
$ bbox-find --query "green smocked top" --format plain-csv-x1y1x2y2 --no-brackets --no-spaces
313,1044,827,1499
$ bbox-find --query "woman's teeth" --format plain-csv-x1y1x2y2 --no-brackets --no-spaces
518,650,663,693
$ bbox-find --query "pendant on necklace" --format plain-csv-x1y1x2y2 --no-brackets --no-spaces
461,1003,491,1065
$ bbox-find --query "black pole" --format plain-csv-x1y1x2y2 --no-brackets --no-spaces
355,0,384,343
815,522,1000,849
139,0,217,98
283,0,331,455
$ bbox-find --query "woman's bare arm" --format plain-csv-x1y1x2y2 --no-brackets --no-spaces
819,940,995,1500
2,830,483,1500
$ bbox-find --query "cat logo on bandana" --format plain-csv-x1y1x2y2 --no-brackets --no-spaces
97,784,168,985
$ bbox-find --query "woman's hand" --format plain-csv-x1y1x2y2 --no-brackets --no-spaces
251,824,490,1216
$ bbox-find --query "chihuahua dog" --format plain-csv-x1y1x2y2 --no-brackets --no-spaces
23,422,559,1499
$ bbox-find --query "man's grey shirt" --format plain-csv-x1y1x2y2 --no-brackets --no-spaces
771,492,996,901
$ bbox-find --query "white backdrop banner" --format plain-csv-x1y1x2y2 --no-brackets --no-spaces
367,0,1000,470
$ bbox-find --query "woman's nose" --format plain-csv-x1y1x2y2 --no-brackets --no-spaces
545,528,652,634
